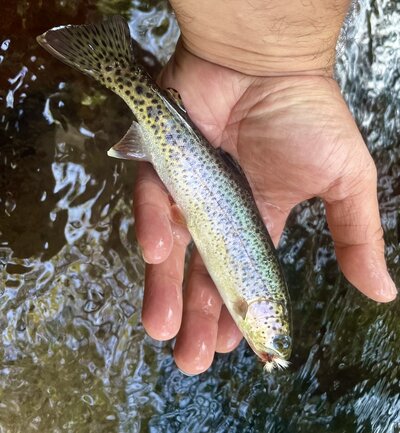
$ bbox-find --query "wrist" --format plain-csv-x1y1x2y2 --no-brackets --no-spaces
171,0,351,77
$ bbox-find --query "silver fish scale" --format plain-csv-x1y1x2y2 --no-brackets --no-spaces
131,87,289,306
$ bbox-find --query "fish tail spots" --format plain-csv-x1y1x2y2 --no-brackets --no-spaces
37,16,138,94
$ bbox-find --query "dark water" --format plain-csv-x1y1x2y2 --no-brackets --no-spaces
0,0,399,432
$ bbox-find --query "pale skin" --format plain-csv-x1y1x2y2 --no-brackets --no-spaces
133,0,398,374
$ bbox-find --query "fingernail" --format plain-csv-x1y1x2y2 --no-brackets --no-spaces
140,239,167,264
387,278,398,298
379,272,398,301
152,238,167,262
177,367,197,377
140,247,150,263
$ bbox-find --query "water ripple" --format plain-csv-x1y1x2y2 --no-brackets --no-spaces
0,0,399,432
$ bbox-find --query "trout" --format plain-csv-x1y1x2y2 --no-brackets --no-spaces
37,16,292,371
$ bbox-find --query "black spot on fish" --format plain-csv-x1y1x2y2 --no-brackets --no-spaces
145,92,153,98
125,90,131,96
135,85,143,94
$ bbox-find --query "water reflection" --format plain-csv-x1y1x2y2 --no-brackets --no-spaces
0,0,399,432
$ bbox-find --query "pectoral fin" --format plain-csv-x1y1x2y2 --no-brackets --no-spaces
233,298,249,320
107,121,149,161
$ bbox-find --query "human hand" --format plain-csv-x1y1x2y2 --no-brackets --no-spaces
133,43,397,375
133,0,397,374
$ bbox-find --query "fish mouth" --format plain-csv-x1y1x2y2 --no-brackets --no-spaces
247,339,290,372
258,350,290,372
262,352,290,372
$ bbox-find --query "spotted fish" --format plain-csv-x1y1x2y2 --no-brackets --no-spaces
37,16,292,371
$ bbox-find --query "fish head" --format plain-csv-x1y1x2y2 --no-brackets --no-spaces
242,299,292,372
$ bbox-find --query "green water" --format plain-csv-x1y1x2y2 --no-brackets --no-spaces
0,0,399,432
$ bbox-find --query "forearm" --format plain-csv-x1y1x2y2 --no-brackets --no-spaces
170,0,351,76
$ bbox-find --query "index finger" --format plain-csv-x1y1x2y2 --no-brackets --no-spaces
133,162,173,264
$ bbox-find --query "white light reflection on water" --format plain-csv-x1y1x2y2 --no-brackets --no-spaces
0,0,399,432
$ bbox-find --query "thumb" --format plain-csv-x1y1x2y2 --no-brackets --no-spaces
323,163,397,303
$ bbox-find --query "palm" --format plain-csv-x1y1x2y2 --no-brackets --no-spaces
162,48,370,240
134,45,396,374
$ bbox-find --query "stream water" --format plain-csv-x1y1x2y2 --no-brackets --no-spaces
0,1,399,432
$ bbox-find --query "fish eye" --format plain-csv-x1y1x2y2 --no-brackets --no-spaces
272,335,291,352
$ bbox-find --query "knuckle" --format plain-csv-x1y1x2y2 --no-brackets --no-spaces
326,153,378,202
362,155,378,185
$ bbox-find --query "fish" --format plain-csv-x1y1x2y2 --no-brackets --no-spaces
37,16,292,372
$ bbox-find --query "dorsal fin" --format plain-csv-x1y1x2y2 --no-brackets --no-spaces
218,148,252,192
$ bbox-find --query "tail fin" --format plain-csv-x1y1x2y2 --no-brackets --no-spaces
37,16,135,88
